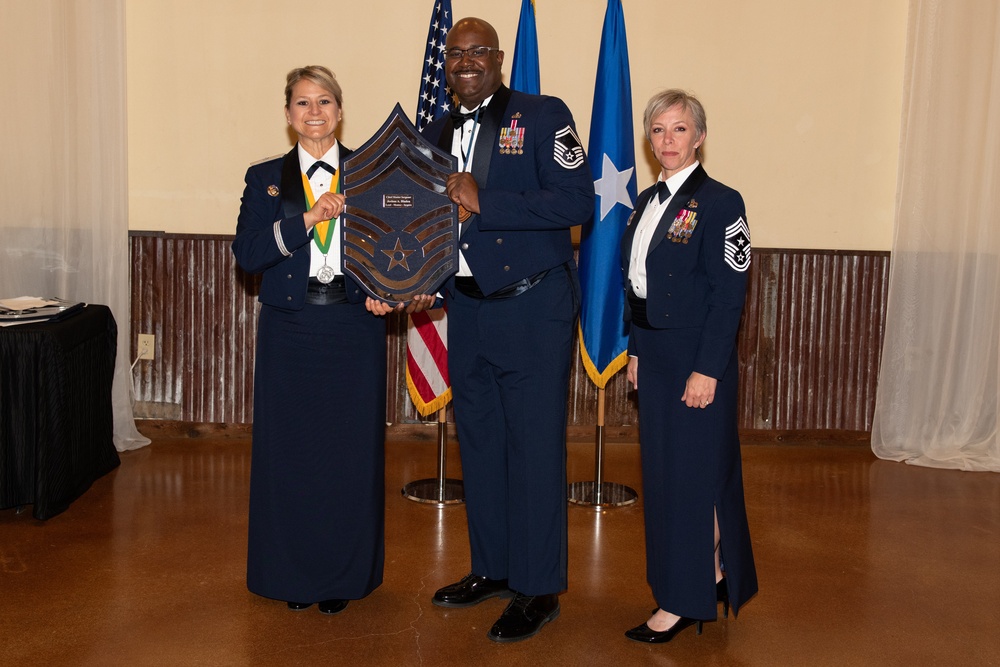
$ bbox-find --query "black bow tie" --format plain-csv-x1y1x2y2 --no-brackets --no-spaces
451,108,480,127
655,181,671,204
306,160,336,178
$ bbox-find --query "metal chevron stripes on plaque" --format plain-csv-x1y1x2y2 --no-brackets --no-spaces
341,103,459,304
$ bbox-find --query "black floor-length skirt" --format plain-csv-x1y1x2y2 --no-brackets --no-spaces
247,301,386,603
633,324,758,620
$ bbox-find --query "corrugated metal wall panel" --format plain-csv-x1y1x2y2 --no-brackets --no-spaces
129,234,888,432
740,251,889,431
130,233,259,424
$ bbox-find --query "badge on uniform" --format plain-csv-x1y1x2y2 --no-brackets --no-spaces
667,209,698,243
553,125,584,170
500,113,525,154
267,185,280,197
724,216,751,272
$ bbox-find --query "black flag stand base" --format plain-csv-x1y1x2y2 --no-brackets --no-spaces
567,388,637,509
402,407,464,507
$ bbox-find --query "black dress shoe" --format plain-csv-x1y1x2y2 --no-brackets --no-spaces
625,614,703,644
318,599,348,615
286,601,313,611
487,593,560,643
432,573,513,608
717,578,730,618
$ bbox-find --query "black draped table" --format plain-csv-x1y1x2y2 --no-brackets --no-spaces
0,304,120,519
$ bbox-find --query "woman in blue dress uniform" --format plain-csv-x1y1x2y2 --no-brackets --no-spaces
620,89,758,643
232,66,386,615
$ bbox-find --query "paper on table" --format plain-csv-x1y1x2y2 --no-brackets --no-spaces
0,296,64,311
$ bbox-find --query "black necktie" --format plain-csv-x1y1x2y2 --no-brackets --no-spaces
655,181,671,204
306,160,335,178
451,109,478,127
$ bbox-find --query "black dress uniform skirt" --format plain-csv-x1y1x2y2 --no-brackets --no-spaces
247,300,386,603
633,324,758,620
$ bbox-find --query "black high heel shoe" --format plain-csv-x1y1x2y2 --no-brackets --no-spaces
625,612,703,644
717,579,730,619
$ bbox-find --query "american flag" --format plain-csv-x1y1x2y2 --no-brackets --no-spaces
414,0,453,131
407,0,453,416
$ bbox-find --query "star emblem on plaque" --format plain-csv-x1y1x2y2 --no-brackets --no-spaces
341,104,459,305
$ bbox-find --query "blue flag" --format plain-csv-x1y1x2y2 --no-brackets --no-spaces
578,0,635,388
415,0,454,131
510,0,540,94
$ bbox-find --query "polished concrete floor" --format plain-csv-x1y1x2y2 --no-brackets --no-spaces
2,433,998,666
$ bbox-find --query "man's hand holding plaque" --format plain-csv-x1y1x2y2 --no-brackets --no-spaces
446,172,480,221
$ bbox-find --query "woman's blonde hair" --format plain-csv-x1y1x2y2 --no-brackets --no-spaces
284,66,343,108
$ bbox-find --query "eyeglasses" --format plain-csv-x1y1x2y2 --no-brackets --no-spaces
444,46,499,61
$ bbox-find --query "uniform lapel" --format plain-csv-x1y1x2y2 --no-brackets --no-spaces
470,84,511,188
280,146,306,220
647,164,708,253
436,85,512,239
622,187,654,268
434,119,455,153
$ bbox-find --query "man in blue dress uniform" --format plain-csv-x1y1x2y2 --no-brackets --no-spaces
421,17,594,643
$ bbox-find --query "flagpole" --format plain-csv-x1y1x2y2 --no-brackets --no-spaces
568,387,636,509
567,0,637,509
401,0,462,508
402,405,464,506
594,387,606,503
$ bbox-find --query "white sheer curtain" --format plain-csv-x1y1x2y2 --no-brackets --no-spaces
0,1,148,451
872,0,1000,471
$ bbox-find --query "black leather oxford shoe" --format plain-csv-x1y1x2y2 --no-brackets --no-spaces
286,601,313,611
487,593,560,643
432,574,513,608
318,599,348,615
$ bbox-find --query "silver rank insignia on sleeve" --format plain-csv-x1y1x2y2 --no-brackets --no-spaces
553,126,585,169
724,217,751,272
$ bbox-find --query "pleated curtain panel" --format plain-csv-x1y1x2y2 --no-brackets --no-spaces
0,0,148,452
872,0,1000,471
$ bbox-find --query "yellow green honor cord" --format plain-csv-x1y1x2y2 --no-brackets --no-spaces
302,170,340,254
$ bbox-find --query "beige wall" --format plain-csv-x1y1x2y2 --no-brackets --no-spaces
126,0,907,250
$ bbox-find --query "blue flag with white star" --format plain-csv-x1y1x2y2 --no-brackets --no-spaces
415,0,453,131
578,0,635,387
510,0,540,95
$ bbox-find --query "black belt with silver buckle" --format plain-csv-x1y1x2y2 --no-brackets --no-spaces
455,267,550,300
305,276,348,305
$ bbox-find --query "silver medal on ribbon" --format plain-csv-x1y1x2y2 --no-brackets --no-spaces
316,263,336,284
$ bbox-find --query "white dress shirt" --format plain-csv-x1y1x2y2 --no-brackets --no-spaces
449,94,493,278
298,142,343,278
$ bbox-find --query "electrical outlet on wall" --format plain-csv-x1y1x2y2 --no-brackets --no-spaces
138,333,155,361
